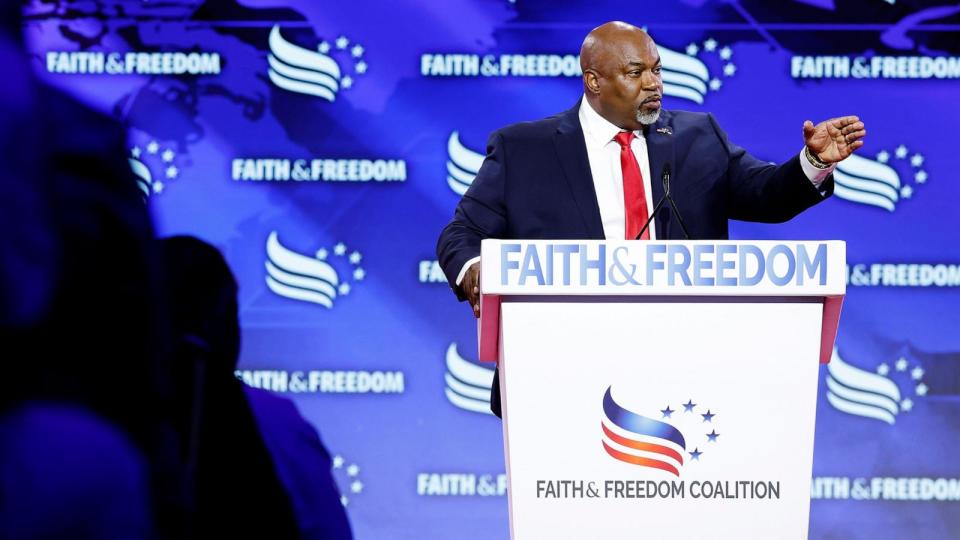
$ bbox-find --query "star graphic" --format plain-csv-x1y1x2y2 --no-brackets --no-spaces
152,181,164,194
709,78,722,91
876,150,890,163
916,383,928,396
341,76,353,89
689,448,703,460
900,185,913,199
356,61,368,74
911,366,925,380
895,357,908,371
336,36,349,49
161,149,175,163
723,63,737,76
915,170,928,184
895,145,908,159
683,400,696,412
706,429,719,442
316,248,329,260
334,243,347,256
340,495,349,507
910,153,924,167
353,268,365,281
719,46,732,60
131,146,142,158
339,283,351,295
349,251,362,264
660,405,674,419
165,166,179,179
685,43,699,56
319,41,331,54
701,410,715,423
333,455,344,469
146,141,159,154
704,38,718,52
351,44,364,58
877,363,890,376
351,480,364,494
901,398,913,412
347,464,360,477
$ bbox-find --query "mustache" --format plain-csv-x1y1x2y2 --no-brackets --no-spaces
641,95,662,104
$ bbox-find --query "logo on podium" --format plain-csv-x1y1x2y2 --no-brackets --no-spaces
601,387,721,477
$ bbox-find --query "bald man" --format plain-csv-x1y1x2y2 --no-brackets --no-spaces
437,22,865,417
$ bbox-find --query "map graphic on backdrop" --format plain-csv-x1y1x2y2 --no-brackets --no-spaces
24,1,960,538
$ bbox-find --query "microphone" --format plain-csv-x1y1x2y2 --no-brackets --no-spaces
663,166,690,240
634,163,690,240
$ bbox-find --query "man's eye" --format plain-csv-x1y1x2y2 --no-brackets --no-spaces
629,71,641,76
653,67,662,74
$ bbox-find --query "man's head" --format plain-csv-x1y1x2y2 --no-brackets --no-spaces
580,21,663,130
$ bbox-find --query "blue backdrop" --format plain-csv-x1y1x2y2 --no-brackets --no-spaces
24,1,960,538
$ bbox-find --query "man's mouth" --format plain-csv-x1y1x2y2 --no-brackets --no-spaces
641,96,662,109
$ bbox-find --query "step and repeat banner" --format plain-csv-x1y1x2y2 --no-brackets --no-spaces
24,1,959,538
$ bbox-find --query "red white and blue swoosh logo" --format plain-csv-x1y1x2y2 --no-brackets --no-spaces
601,387,721,476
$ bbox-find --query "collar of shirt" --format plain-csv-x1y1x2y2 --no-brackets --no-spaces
578,95,644,150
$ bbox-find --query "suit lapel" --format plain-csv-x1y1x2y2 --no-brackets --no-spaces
645,111,676,239
553,104,605,239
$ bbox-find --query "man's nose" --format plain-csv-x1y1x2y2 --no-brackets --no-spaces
641,71,659,90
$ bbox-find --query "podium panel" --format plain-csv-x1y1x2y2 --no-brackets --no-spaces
478,240,846,539
499,298,822,539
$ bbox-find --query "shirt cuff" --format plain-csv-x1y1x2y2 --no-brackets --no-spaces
455,256,481,286
799,147,836,189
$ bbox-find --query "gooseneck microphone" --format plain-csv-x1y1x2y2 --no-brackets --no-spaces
664,166,690,240
636,163,691,240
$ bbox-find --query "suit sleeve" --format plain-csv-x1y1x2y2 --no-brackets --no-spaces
707,113,834,223
436,131,509,301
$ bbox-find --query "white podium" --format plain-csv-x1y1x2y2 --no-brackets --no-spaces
477,240,845,539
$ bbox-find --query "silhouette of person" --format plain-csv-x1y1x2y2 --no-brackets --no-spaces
160,236,352,540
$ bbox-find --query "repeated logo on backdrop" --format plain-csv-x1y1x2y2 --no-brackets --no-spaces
444,343,495,415
446,132,483,196
24,1,960,538
826,348,927,425
333,453,365,507
128,138,182,197
833,147,929,212
267,25,368,101
265,231,365,309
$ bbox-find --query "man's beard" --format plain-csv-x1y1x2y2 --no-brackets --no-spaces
637,107,661,126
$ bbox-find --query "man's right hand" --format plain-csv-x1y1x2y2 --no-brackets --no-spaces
462,262,481,318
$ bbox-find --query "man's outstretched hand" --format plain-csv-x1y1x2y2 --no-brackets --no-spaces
803,116,866,164
462,262,481,319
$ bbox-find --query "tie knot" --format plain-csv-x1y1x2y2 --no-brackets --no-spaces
614,131,635,148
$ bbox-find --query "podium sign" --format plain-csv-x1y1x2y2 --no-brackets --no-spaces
478,240,845,539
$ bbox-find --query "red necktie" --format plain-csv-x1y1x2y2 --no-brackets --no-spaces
614,131,650,240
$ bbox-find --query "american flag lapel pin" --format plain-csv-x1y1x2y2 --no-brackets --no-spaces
656,127,672,135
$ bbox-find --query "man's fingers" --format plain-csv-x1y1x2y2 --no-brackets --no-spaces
830,115,859,127
802,120,815,139
841,122,865,135
845,129,866,141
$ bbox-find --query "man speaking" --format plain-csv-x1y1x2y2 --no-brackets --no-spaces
436,21,865,417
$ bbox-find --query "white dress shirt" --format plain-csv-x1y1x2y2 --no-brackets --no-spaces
455,97,834,286
578,96,658,241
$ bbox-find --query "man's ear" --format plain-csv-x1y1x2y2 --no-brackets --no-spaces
583,69,601,95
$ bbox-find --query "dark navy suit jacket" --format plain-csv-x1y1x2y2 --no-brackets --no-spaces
436,101,833,415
